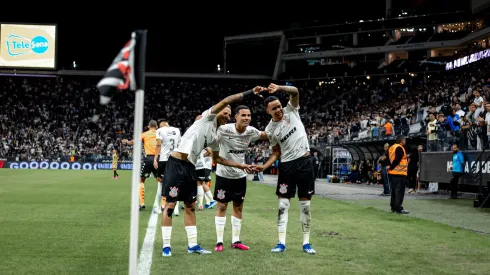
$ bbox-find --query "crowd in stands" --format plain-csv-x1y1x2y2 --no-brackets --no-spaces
1,55,490,161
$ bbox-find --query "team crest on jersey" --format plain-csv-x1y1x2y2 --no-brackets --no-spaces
217,189,226,200
169,187,179,198
279,184,288,194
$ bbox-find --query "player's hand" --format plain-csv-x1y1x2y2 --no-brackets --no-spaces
241,164,254,174
267,83,280,93
253,86,267,97
121,139,128,144
153,160,158,169
253,165,265,172
204,150,211,157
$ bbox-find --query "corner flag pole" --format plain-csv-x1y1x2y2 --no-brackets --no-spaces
129,29,147,275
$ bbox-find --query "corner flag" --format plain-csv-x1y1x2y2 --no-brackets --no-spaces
94,30,148,275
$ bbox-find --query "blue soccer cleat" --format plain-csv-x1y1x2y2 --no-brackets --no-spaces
303,244,316,254
162,247,172,257
271,243,286,253
205,201,217,209
188,244,212,254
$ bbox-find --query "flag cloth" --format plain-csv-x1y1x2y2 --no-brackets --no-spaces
92,34,137,123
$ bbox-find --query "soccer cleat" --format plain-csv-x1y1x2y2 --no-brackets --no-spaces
206,201,217,209
303,244,316,254
162,247,172,257
188,244,212,254
139,204,145,211
215,242,224,252
152,206,162,214
231,241,250,250
271,243,286,253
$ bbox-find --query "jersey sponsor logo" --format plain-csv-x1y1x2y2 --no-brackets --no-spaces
167,131,177,136
169,187,179,198
280,127,297,143
228,149,247,154
217,189,226,200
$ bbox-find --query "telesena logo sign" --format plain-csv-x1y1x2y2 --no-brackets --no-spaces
6,161,133,170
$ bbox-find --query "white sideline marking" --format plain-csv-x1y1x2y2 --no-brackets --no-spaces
137,192,160,275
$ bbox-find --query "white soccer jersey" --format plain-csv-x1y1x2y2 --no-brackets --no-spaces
175,107,218,165
212,123,261,179
156,126,181,161
265,101,310,162
195,149,212,170
195,154,204,170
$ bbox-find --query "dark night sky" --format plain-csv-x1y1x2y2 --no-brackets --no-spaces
2,0,469,73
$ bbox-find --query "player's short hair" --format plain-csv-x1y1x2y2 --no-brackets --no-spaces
148,120,158,128
395,135,405,144
158,118,167,125
264,96,280,108
235,105,250,114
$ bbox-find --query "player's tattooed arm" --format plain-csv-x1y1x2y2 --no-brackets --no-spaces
212,151,253,173
211,86,266,115
268,83,299,108
154,139,162,168
255,144,281,172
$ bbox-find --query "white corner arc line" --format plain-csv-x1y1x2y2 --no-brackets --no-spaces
137,193,160,275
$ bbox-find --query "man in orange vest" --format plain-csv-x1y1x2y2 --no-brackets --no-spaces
388,135,409,214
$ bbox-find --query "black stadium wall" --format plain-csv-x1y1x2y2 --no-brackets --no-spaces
420,150,490,186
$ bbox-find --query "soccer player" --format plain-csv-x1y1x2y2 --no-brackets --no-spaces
122,120,159,211
212,105,268,252
160,87,264,257
112,149,119,179
195,148,217,210
153,120,181,214
256,83,316,254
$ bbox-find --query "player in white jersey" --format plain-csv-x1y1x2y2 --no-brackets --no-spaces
160,86,265,257
153,120,181,214
195,148,217,210
211,105,268,252
256,83,316,254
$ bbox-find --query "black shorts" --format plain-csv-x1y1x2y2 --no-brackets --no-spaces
157,161,167,178
276,155,315,199
162,156,197,203
214,175,247,203
196,168,211,182
140,156,157,179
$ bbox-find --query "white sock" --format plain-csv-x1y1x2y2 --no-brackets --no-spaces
197,186,204,207
174,201,179,214
215,216,226,244
205,190,214,204
299,201,311,245
278,198,290,245
185,226,198,248
161,226,172,248
155,181,163,208
231,216,242,244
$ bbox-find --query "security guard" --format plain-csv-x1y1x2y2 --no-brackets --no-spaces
388,135,409,214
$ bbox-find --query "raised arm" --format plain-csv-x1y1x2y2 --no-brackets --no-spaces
211,86,266,115
268,83,299,108
212,150,253,173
